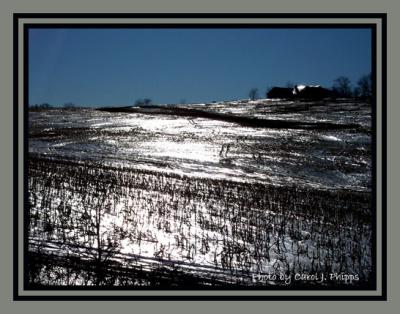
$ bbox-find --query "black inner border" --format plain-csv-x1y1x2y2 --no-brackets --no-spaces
13,13,387,301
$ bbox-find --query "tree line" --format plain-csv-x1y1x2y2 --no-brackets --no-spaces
249,73,372,100
29,102,84,111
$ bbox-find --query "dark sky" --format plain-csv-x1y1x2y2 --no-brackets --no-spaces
29,28,372,107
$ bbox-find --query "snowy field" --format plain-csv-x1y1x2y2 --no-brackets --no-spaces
27,99,373,288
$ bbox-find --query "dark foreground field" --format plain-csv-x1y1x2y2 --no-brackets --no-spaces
27,99,373,288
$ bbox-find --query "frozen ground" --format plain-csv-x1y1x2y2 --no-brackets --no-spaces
29,99,371,191
27,99,373,288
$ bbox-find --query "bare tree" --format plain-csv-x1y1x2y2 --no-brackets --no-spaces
353,87,361,98
29,103,52,111
143,98,152,106
135,98,152,107
248,88,258,101
332,76,352,98
63,102,76,109
357,73,372,98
